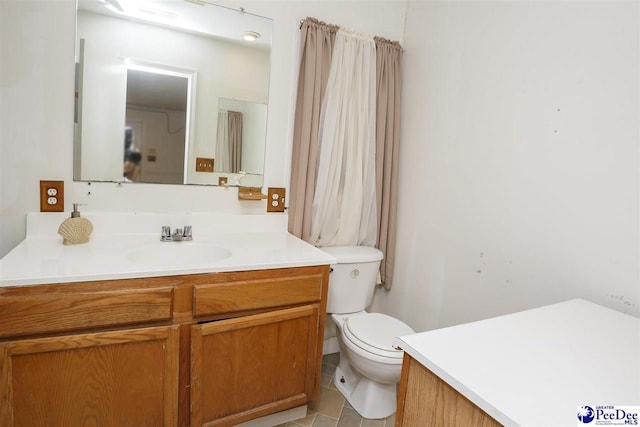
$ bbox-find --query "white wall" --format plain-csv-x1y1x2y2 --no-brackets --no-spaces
77,34,127,181
126,108,186,184
239,101,268,175
0,0,407,258
371,1,640,328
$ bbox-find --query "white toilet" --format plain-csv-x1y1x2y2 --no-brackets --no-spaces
319,246,415,419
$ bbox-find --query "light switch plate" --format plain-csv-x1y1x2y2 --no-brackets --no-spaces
40,180,64,212
267,187,286,213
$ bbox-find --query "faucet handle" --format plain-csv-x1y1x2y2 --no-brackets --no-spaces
183,225,192,240
161,226,172,241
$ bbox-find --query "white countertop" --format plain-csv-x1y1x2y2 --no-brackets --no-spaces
0,212,336,287
394,299,640,427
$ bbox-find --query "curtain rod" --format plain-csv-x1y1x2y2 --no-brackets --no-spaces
298,17,403,50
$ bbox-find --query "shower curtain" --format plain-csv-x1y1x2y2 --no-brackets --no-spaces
228,111,243,173
309,30,377,247
288,18,338,242
215,110,243,173
288,17,403,289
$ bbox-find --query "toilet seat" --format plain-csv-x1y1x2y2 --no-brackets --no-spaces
343,313,414,360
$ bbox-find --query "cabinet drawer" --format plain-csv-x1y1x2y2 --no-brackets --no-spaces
193,274,323,318
0,287,174,338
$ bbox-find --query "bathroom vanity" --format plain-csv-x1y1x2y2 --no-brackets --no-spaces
393,299,640,427
0,213,335,427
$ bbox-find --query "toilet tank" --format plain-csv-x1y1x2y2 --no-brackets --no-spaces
318,246,383,314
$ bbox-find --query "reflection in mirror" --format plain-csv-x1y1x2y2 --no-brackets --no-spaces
74,0,272,186
215,98,267,183
124,65,191,184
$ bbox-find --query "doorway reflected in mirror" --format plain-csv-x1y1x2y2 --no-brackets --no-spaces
123,127,141,182
124,65,190,184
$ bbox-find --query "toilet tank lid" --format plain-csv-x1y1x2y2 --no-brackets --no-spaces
317,246,383,263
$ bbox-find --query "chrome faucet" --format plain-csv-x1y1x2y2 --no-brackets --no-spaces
161,226,193,242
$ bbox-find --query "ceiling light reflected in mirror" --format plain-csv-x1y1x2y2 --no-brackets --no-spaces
84,0,271,48
243,31,261,42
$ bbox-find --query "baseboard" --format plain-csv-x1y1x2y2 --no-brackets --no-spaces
235,405,307,427
323,337,340,355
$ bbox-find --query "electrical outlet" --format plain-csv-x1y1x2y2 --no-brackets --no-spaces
267,187,286,213
195,157,214,172
40,180,64,212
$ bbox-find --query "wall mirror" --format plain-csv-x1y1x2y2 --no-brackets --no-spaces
74,0,272,186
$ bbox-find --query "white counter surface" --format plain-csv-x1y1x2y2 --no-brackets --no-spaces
0,212,336,287
394,299,640,427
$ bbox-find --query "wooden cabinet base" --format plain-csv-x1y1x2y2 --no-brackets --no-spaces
395,354,501,427
0,265,329,427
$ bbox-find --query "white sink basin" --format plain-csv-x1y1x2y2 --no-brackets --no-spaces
125,242,232,267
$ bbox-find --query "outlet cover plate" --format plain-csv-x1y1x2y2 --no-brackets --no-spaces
267,187,286,213
195,157,214,173
40,180,64,212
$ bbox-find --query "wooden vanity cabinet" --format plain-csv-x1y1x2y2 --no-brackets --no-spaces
395,354,501,427
0,265,329,427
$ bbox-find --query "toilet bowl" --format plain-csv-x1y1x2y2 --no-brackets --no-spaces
317,246,415,419
331,312,414,419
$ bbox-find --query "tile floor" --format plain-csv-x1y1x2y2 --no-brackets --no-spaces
276,353,396,427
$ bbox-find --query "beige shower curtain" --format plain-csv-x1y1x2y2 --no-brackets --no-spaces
375,37,403,290
288,18,338,242
228,111,243,173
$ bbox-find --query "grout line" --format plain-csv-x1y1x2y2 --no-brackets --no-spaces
336,401,345,423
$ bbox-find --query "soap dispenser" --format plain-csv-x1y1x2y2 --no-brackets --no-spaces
58,203,93,245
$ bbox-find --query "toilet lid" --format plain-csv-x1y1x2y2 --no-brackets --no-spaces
344,313,414,359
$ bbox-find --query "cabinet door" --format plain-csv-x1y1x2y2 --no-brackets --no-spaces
191,305,320,427
0,325,179,427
